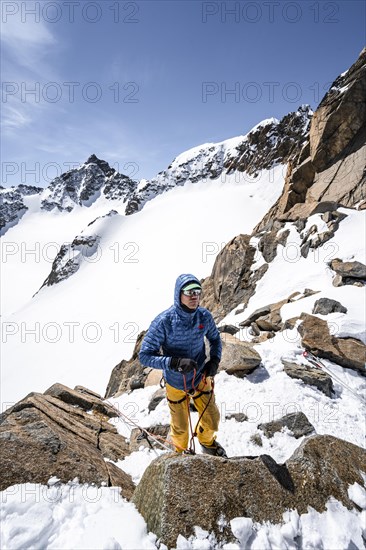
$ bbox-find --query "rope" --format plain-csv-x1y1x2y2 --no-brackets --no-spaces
105,368,216,456
183,372,215,455
302,350,366,405
104,398,180,453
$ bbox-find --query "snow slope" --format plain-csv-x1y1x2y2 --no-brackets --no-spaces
1,166,286,406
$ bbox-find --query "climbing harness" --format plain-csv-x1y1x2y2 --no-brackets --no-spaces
105,370,216,456
302,350,366,405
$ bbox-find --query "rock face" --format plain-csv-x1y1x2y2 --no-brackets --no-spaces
125,108,312,215
258,412,315,439
299,313,366,373
0,384,134,499
282,360,333,397
200,234,263,322
225,106,312,174
0,184,42,236
310,48,366,173
105,331,150,397
132,435,365,547
255,48,366,232
40,154,138,212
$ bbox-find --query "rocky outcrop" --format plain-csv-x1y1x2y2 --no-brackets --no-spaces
125,108,311,215
220,333,262,377
328,258,366,287
0,384,134,498
282,360,333,397
200,234,264,322
225,106,312,175
310,48,366,173
132,435,365,547
0,184,42,236
40,154,138,212
298,313,366,373
38,235,101,290
255,48,366,232
258,412,315,439
239,290,319,339
105,331,150,398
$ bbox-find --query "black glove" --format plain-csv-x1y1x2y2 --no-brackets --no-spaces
204,357,220,377
170,357,198,374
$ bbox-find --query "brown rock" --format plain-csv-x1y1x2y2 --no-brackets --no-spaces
200,234,257,321
132,435,365,547
0,389,134,497
105,462,135,500
298,313,366,373
45,383,118,418
99,431,130,462
282,360,333,397
220,335,262,377
329,258,366,279
310,47,366,172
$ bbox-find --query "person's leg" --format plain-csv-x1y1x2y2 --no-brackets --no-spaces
165,382,189,452
193,377,220,447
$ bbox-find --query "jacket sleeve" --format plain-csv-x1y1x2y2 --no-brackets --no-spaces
206,312,222,361
139,316,171,371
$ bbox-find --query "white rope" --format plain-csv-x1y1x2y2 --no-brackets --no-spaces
303,351,366,405
105,398,173,453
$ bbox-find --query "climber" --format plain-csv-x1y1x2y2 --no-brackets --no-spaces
139,273,227,457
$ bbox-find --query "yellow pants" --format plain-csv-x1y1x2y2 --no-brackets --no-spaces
166,377,220,452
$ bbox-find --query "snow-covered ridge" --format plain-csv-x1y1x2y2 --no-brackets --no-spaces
125,107,312,214
1,107,312,234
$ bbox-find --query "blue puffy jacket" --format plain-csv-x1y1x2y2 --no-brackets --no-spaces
139,273,222,390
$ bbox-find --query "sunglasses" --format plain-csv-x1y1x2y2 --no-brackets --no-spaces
181,289,202,296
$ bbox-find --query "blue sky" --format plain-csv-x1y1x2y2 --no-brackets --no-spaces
1,0,365,187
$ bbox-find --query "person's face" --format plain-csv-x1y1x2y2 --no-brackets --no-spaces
180,289,201,310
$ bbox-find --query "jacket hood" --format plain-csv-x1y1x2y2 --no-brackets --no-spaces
174,273,201,310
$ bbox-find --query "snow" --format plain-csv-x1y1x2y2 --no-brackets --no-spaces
1,165,286,406
0,482,157,550
1,483,365,549
1,156,365,548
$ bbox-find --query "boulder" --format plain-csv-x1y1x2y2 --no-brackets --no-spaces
282,360,333,397
0,386,134,499
220,334,262,377
298,313,366,373
258,412,315,438
218,324,240,335
132,435,365,547
312,297,347,315
329,258,366,282
257,223,289,263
